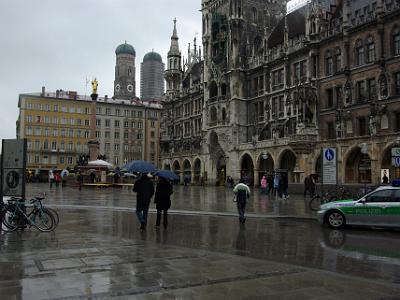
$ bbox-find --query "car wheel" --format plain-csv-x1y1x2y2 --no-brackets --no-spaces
326,211,346,228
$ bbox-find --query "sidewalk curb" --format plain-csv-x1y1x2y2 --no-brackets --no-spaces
47,204,317,221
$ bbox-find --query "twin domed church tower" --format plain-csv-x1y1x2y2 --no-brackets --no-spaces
113,42,164,101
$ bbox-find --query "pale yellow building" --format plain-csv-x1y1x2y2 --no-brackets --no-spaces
17,88,162,178
17,89,94,173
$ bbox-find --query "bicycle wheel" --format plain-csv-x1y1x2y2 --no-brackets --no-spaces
45,208,59,227
309,195,321,211
32,209,55,232
2,212,19,232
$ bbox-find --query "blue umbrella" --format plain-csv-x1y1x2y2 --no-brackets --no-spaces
124,160,157,174
155,170,180,181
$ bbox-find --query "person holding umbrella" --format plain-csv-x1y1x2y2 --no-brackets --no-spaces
133,173,154,231
154,176,173,229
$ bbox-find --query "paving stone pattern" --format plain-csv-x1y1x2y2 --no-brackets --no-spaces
1,211,400,299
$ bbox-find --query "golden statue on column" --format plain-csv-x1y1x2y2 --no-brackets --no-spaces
91,78,98,94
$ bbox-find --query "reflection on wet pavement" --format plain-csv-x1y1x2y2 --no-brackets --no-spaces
1,208,400,299
26,183,313,218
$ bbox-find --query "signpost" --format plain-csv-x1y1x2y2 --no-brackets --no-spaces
1,139,27,200
322,147,337,185
392,148,400,169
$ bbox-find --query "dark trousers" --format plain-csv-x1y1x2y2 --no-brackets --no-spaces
0,205,5,232
156,209,168,227
136,206,149,226
237,201,246,223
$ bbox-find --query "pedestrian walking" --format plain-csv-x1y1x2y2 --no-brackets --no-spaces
233,178,250,224
267,174,273,195
61,169,68,187
273,173,280,197
282,173,289,199
77,172,84,190
154,177,173,229
54,172,61,187
226,176,234,188
133,173,154,231
260,175,267,194
49,170,55,188
304,174,316,198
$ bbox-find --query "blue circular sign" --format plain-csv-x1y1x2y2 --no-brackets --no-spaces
325,149,335,161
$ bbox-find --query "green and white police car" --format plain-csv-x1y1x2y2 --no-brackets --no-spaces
318,185,400,228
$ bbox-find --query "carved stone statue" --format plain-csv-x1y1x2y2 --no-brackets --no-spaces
336,122,342,138
272,128,279,140
378,73,388,99
91,78,98,94
344,81,352,105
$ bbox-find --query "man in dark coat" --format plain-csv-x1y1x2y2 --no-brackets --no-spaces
133,173,154,230
304,174,317,198
154,177,173,228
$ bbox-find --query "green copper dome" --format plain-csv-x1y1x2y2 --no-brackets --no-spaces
115,42,136,56
143,51,162,63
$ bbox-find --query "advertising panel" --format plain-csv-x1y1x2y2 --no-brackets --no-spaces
1,139,27,197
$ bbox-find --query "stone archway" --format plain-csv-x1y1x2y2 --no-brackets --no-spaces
193,158,201,184
209,130,227,185
163,163,171,171
241,153,255,186
279,149,297,183
183,159,192,183
345,147,372,184
258,153,274,185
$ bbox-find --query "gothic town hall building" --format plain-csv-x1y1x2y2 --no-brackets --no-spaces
160,0,400,187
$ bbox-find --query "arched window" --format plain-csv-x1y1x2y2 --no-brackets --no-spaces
210,107,217,123
254,36,262,55
392,25,400,56
209,81,218,98
252,7,257,23
325,50,333,76
334,47,342,73
355,39,364,66
366,36,375,63
221,83,227,96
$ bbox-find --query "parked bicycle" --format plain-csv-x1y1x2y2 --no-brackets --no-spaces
309,185,355,211
309,191,331,211
2,195,58,232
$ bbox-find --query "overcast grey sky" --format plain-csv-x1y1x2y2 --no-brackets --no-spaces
0,0,201,139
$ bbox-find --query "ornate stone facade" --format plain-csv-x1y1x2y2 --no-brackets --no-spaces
161,0,400,186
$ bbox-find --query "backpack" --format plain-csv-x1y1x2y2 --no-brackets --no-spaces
236,189,247,204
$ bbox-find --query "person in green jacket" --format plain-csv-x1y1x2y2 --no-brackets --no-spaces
233,178,250,224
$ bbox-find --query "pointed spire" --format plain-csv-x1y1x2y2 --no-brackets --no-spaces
173,18,178,38
168,18,180,57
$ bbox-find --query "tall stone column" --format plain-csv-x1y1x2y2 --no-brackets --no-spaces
88,141,100,162
254,169,260,187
